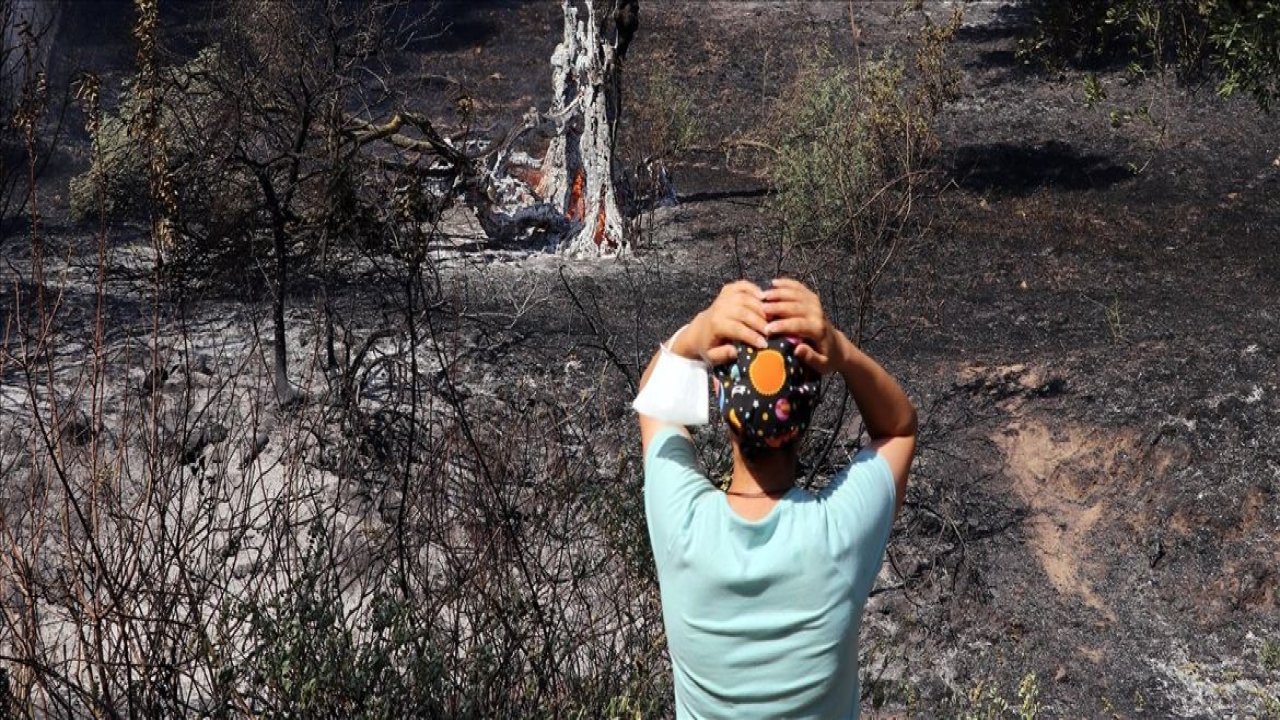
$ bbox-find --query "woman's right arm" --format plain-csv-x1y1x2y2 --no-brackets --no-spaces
763,278,917,517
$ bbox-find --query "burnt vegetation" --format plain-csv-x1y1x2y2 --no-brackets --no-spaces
1,0,1279,718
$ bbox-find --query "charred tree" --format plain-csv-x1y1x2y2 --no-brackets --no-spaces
0,0,61,115
342,1,640,255
536,0,630,255
348,0,639,254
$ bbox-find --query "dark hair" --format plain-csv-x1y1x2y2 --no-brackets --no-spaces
732,430,802,463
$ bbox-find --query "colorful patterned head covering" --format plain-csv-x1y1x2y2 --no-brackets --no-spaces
712,335,821,453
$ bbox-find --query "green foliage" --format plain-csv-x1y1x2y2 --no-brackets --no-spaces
198,435,671,719
231,524,447,718
625,57,702,213
1263,637,1280,674
1083,73,1107,107
768,32,955,252
1017,672,1042,719
69,45,282,281
769,53,875,252
1260,690,1280,720
765,10,958,338
1018,0,1280,110
69,47,231,224
1209,1,1280,109
68,110,146,221
631,61,701,162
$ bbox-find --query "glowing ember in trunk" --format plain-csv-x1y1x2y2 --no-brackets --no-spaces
567,170,586,221
593,197,608,246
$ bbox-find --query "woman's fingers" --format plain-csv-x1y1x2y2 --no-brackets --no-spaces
763,286,819,317
726,280,765,299
769,278,818,302
795,343,830,371
762,300,811,320
731,306,769,335
762,291,810,309
716,284,766,320
762,284,805,302
735,320,769,349
770,277,807,291
712,314,766,349
710,279,829,351
764,316,823,337
763,317,822,339
740,297,768,319
705,344,738,365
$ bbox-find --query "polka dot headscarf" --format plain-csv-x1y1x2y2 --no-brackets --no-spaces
712,335,821,453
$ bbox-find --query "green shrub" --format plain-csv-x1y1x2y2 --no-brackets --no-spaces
69,111,147,221
765,10,957,338
228,524,448,718
768,20,957,248
625,58,702,213
69,46,234,224
631,60,700,163
1263,637,1280,674
950,672,1041,720
1018,0,1280,110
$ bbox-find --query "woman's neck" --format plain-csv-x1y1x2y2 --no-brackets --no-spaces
728,444,797,495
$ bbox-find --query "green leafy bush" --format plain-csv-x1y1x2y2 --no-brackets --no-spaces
1263,637,1280,674
769,18,957,247
630,60,701,164
765,10,958,337
624,58,702,214
1018,0,1280,110
69,47,234,224
950,672,1041,720
228,525,447,718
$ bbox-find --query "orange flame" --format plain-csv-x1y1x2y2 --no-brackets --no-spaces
566,170,586,222
593,197,608,246
509,165,543,192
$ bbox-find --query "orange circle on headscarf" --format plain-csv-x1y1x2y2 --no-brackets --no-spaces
748,349,787,396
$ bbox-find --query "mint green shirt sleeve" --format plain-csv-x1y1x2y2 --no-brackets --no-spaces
643,428,715,561
817,448,898,598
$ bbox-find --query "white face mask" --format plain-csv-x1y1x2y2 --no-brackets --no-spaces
631,327,711,426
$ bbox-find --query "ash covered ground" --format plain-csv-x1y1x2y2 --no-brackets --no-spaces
2,1,1279,717
431,3,1280,715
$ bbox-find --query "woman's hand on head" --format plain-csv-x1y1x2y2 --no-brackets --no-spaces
762,278,845,375
679,281,769,365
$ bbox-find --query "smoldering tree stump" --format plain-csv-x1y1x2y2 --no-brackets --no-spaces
353,0,637,255
534,0,627,255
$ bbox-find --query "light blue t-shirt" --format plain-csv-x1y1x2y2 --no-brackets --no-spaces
644,428,897,720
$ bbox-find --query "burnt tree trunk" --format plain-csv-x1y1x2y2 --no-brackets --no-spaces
537,0,629,255
1,0,61,115
348,1,638,254
252,167,295,406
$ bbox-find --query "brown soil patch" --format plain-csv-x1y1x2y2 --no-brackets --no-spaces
1078,645,1105,664
993,419,1139,621
956,363,1045,389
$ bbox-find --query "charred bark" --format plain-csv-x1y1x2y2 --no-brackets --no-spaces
1,0,61,115
537,0,626,255
347,1,636,255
